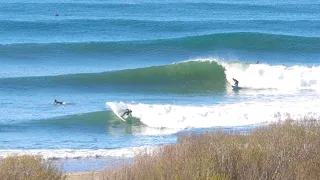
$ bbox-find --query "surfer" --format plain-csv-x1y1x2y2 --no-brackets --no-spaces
121,109,132,118
232,78,239,87
53,99,65,105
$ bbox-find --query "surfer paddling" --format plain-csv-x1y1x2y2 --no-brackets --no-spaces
121,109,132,118
53,99,66,105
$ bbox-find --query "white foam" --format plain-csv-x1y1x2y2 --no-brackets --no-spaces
178,58,320,91
107,101,320,129
0,146,155,160
106,59,320,129
221,61,320,91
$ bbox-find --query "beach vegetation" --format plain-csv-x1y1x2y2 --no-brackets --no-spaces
101,120,320,180
0,155,66,180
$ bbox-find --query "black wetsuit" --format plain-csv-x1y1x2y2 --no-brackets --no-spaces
122,109,132,117
233,78,239,86
54,100,64,105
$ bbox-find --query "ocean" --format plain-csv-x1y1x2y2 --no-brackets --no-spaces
1,0,320,172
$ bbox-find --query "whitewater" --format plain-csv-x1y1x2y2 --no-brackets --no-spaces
1,0,320,172
105,59,320,129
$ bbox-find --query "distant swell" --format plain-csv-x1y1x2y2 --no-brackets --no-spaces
1,32,320,56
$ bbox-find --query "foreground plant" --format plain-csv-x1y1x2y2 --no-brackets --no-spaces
0,155,66,180
101,121,320,180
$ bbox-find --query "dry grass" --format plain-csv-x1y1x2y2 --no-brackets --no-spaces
66,172,100,180
101,121,320,180
0,155,66,180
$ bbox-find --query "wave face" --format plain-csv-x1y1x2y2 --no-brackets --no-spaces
1,110,156,134
2,59,320,92
0,60,226,93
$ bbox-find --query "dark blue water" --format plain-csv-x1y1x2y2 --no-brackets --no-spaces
1,0,320,172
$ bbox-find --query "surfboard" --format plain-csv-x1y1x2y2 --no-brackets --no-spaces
53,101,67,105
115,113,126,121
232,85,242,90
106,102,127,122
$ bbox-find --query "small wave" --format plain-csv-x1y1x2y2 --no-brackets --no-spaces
34,111,118,127
0,111,122,133
1,110,177,135
107,101,320,129
0,146,156,159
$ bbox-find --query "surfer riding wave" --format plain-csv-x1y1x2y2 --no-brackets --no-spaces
232,78,239,87
121,109,132,118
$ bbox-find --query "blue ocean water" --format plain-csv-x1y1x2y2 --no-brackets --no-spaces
1,0,320,172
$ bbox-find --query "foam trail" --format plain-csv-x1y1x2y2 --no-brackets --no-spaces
107,100,320,129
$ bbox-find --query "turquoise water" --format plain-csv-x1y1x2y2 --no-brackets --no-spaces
1,0,320,172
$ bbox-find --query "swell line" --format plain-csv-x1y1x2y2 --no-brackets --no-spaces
1,32,320,53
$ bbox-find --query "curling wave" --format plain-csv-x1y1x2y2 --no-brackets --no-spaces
2,59,320,92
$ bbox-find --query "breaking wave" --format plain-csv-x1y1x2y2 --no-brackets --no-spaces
106,101,320,129
2,59,320,92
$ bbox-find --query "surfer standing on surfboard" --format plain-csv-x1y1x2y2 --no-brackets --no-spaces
121,109,132,118
232,78,239,87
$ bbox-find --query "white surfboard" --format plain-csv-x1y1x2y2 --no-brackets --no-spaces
232,85,242,90
106,102,127,122
53,101,67,105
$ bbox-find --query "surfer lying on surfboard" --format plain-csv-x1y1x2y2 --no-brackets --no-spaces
53,99,66,105
121,109,132,118
232,78,239,87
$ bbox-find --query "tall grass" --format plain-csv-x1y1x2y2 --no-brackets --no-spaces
0,155,66,180
101,121,320,180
